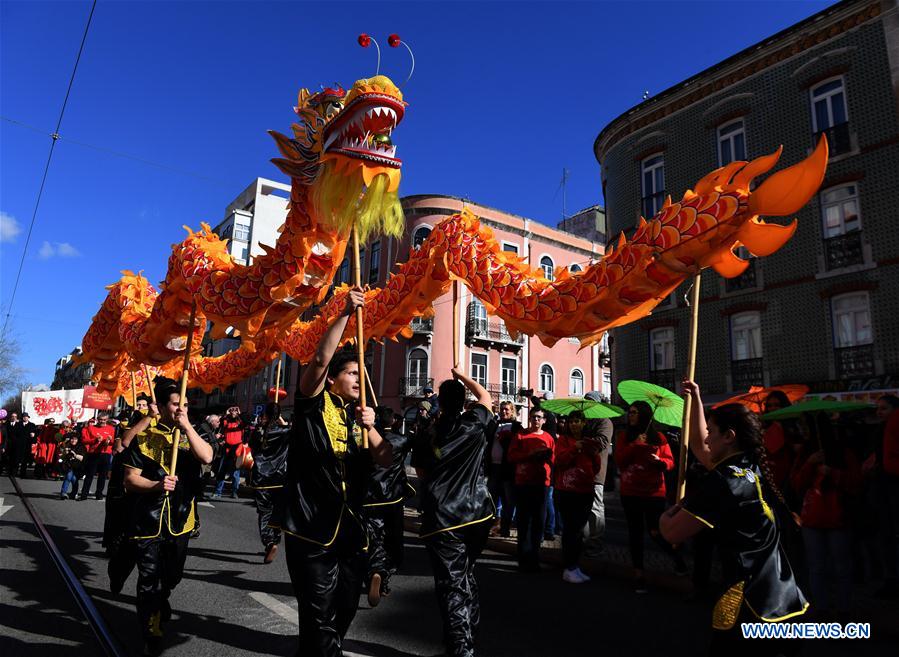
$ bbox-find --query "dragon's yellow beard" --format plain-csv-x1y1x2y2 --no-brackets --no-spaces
312,159,404,243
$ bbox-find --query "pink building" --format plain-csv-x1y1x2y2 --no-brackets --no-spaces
202,194,611,421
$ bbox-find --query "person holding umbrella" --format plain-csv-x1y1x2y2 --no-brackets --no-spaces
615,400,687,592
660,380,807,656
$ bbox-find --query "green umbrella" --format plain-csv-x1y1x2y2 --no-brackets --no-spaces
617,379,684,427
541,397,625,419
762,398,874,421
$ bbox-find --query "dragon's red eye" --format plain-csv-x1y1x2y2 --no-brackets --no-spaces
388,34,401,48
358,33,371,48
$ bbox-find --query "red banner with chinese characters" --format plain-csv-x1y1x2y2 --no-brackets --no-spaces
82,386,114,410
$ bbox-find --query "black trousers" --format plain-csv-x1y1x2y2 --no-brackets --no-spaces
9,444,31,477
514,484,547,569
81,453,111,498
487,465,515,534
424,521,491,657
255,487,282,548
135,532,190,640
555,490,593,569
365,502,405,587
620,495,685,571
284,519,366,657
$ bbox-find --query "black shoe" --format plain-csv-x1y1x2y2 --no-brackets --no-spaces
95,494,104,501
161,600,172,623
77,495,87,501
58,494,67,500
190,527,200,539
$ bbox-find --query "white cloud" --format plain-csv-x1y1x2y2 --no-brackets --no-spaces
38,241,81,259
0,211,21,242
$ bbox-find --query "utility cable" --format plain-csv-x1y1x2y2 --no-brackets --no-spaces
2,0,98,336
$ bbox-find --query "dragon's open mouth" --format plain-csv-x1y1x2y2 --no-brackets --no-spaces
323,93,404,167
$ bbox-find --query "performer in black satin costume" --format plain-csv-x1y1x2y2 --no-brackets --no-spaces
119,378,213,656
412,367,496,657
661,380,807,657
272,286,392,657
362,405,415,606
249,401,289,564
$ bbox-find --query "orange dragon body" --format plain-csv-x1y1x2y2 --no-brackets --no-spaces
80,74,827,397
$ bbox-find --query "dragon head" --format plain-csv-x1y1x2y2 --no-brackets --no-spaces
271,75,406,241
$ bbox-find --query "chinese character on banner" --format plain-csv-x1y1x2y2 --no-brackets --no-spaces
33,396,64,418
66,398,87,422
21,389,86,424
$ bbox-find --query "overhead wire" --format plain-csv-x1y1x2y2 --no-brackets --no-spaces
2,0,98,337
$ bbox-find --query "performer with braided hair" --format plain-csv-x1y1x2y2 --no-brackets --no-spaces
660,380,807,657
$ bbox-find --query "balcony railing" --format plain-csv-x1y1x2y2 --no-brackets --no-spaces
399,376,434,397
410,317,434,333
835,344,875,378
824,231,864,271
724,258,757,292
731,358,764,390
814,122,851,157
648,368,676,392
487,383,526,404
465,318,524,346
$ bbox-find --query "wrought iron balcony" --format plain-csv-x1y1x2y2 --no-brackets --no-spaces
648,368,676,392
824,231,864,271
465,318,524,347
486,383,525,404
410,317,434,333
731,358,764,390
399,376,435,397
835,344,875,378
724,258,757,292
814,122,851,157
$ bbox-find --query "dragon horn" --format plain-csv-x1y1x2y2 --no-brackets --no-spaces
747,136,829,217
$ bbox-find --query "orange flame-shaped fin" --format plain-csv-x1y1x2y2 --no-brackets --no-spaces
737,219,798,257
711,247,751,278
748,136,828,217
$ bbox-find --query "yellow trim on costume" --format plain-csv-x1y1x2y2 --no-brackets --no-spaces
681,508,715,529
745,599,811,623
419,498,497,539
362,482,417,508
322,391,349,457
246,484,285,490
712,581,745,630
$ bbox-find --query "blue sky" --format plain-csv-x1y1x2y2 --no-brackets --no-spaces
0,0,834,389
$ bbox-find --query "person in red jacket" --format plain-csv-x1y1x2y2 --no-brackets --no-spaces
871,394,899,599
33,419,59,479
507,407,554,572
615,400,687,592
79,413,116,500
791,413,861,617
554,410,603,584
214,406,245,498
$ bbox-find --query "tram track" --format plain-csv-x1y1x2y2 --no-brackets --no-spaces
7,475,126,657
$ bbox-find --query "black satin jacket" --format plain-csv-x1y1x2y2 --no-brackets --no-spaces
413,404,495,537
364,430,414,506
121,424,202,539
684,452,808,623
250,423,290,489
276,390,372,547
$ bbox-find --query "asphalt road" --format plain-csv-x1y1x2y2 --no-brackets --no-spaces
2,475,894,656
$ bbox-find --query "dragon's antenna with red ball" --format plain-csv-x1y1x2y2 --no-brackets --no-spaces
388,33,415,86
357,33,381,75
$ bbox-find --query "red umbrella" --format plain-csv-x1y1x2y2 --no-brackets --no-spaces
712,385,809,414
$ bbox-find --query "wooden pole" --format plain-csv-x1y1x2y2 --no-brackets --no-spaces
351,226,368,449
364,362,379,409
169,302,198,476
676,273,702,503
273,354,283,404
130,371,137,409
452,281,460,368
143,364,156,404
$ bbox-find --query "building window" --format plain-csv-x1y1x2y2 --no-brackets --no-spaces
236,244,249,263
602,371,612,393
811,78,850,155
539,364,554,393
502,242,519,254
408,348,429,386
501,357,517,396
821,185,860,238
234,223,250,241
471,353,487,387
641,154,665,219
570,369,584,397
540,256,555,281
337,257,350,285
718,119,746,166
832,293,872,347
724,246,757,292
413,226,431,249
369,240,381,284
569,263,582,273
650,327,675,371
731,312,762,361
